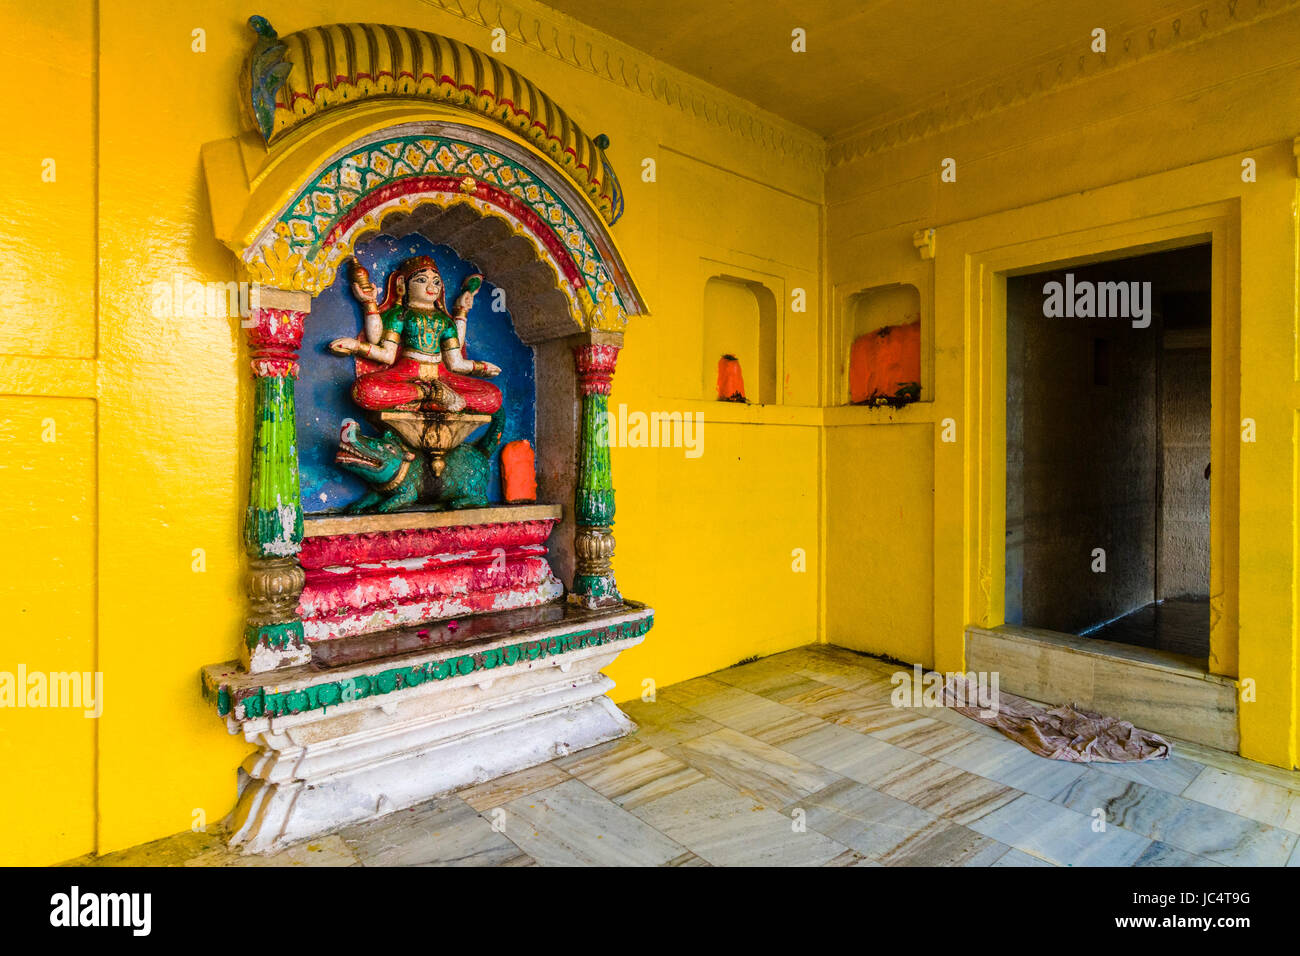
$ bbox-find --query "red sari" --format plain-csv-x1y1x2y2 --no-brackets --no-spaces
352,356,502,413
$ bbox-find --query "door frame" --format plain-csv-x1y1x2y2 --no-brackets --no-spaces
946,202,1240,680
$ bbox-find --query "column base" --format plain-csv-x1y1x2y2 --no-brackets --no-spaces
242,620,312,672
569,573,623,609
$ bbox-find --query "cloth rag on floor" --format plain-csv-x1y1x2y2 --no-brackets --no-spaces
942,674,1171,762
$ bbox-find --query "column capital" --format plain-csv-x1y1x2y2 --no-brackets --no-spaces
573,341,620,396
246,306,306,378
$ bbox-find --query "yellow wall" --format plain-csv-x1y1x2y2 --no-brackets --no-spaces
0,0,824,863
3,0,1298,865
823,7,1300,770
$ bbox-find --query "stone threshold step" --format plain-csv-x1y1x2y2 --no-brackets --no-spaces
966,623,1238,752
968,623,1235,685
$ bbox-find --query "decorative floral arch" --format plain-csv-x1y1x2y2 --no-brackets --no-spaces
208,18,648,333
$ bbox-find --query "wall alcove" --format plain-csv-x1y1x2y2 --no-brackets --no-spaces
701,275,778,404
196,17,654,853
844,282,925,406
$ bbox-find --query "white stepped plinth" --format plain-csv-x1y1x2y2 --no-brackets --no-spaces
203,602,651,854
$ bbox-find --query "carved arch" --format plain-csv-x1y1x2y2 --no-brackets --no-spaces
206,20,648,333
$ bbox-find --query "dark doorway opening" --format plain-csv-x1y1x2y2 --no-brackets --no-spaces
1005,244,1211,662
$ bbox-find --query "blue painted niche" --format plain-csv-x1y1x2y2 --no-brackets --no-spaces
297,234,537,514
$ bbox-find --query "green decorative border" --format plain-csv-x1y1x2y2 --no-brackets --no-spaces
217,613,652,719
282,134,624,313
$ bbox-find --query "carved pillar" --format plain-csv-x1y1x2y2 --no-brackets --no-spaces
242,289,311,671
570,334,623,609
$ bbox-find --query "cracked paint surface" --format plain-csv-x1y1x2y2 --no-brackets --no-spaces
298,518,563,641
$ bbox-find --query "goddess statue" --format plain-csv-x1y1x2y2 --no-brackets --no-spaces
329,256,502,414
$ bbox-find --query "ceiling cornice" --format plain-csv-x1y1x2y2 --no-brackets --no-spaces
416,0,827,172
828,0,1300,168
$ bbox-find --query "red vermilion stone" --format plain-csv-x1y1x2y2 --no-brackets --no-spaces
849,320,921,405
501,440,538,503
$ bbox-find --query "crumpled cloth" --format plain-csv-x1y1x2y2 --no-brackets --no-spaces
942,674,1171,763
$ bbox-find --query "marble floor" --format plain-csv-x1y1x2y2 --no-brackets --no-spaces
75,644,1300,867
1082,598,1211,660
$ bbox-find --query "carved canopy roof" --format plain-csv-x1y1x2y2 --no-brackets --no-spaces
242,16,625,226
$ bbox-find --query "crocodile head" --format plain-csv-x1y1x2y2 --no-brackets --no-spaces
334,419,413,486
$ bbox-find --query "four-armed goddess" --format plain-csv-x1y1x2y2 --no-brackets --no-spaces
329,255,502,414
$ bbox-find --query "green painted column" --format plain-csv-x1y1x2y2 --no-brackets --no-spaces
243,301,310,670
570,340,622,608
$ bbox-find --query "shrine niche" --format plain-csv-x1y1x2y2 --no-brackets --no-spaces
199,17,652,852
846,283,923,406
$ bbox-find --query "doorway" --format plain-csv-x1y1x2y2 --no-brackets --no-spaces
1004,244,1212,663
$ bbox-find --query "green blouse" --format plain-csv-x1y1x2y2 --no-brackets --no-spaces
382,305,459,355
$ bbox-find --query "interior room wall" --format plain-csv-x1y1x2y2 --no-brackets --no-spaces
823,7,1300,770
1158,297,1212,600
1006,261,1162,635
0,0,825,862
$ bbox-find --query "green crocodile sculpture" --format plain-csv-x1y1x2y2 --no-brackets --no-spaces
333,408,506,513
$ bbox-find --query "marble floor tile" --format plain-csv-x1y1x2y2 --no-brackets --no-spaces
340,796,531,866
869,718,985,759
1133,841,1222,867
105,642,1300,869
791,663,882,694
619,697,724,749
771,721,934,788
747,708,836,747
782,684,921,733
968,793,1152,866
186,834,361,868
806,645,902,680
779,682,878,720
991,848,1055,867
925,703,1012,741
657,675,738,708
1173,738,1300,791
457,762,572,811
632,778,850,866
1052,769,1297,866
1181,766,1300,833
78,829,234,867
875,821,1012,866
1092,753,1206,795
780,778,946,860
663,681,819,736
494,778,688,866
668,727,843,806
825,849,879,866
554,736,705,809
710,658,828,701
875,758,1022,824
661,851,711,866
937,735,1087,801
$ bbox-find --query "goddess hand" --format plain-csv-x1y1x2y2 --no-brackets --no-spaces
454,273,485,316
328,337,358,355
351,281,378,306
